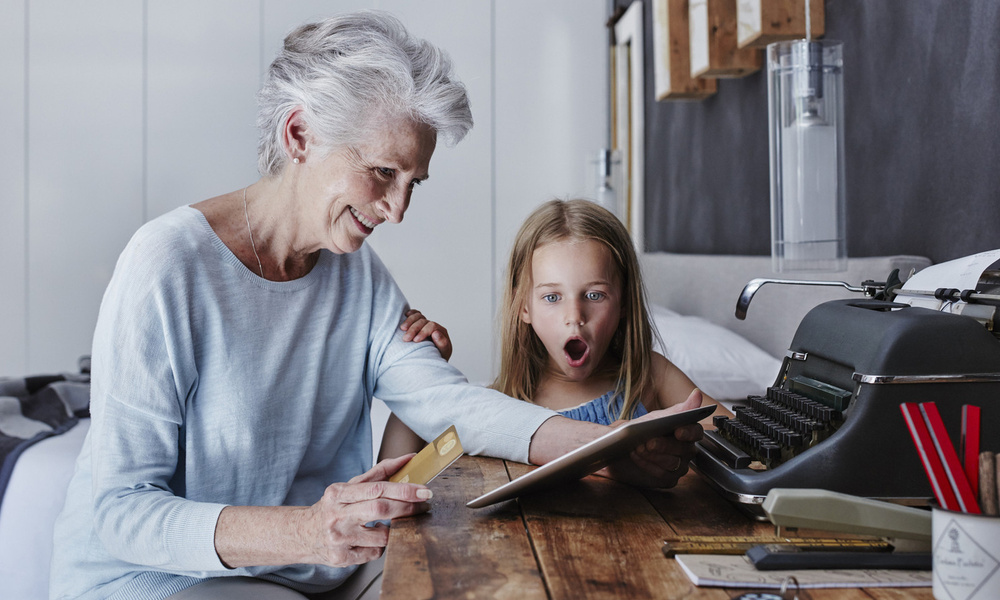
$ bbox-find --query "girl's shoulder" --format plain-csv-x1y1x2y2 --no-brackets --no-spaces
648,351,699,410
650,351,678,382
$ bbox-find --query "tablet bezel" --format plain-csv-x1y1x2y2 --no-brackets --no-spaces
466,404,716,508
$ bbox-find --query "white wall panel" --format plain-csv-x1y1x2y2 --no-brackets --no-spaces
0,0,27,376
27,0,145,373
369,0,495,384
2,0,611,384
494,0,610,300
146,0,261,218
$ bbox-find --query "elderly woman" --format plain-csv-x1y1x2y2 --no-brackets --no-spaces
50,11,702,600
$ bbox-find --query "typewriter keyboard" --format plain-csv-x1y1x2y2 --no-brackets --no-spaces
704,378,848,470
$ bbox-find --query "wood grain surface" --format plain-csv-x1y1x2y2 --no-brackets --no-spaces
381,456,546,599
384,456,934,599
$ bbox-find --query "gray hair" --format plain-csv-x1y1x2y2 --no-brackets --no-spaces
256,10,473,176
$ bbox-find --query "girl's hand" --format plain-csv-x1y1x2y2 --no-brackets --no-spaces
400,309,452,361
303,455,432,567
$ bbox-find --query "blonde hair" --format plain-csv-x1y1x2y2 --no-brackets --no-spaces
492,199,656,420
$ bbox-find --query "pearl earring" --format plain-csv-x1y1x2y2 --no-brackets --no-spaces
293,157,300,164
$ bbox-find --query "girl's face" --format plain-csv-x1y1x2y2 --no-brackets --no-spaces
521,238,623,383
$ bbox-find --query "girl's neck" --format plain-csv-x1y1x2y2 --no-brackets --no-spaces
532,363,619,411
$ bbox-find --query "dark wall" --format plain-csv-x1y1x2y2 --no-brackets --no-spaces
616,0,1000,263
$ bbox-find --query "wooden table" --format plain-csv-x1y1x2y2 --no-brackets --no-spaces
382,456,932,599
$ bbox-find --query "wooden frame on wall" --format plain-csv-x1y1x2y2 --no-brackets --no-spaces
613,1,645,251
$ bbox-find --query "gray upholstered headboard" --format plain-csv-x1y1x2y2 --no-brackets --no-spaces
639,253,933,358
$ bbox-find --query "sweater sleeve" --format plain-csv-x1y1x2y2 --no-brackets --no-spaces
364,251,557,463
88,227,229,573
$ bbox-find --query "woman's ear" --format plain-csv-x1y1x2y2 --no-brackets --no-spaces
519,293,532,324
282,107,311,162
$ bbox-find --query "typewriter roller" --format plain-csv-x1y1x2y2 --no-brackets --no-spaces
693,272,1000,520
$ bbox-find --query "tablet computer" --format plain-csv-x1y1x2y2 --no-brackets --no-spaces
466,404,715,508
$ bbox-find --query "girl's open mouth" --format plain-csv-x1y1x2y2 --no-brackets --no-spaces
564,338,590,368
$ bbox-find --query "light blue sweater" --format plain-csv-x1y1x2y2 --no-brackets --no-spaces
49,207,556,599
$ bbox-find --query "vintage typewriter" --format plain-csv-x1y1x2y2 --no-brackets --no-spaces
693,267,1000,519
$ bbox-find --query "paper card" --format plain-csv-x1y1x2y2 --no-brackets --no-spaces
389,425,463,485
675,554,931,589
897,248,1000,311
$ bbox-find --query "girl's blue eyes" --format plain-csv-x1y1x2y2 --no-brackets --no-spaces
541,292,605,303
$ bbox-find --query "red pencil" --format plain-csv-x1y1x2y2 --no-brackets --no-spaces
900,403,959,511
921,402,981,514
962,405,981,498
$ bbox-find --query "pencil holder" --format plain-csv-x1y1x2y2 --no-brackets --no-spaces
932,506,1000,599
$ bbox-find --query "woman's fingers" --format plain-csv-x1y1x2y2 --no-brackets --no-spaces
666,388,703,415
352,454,414,483
309,467,433,567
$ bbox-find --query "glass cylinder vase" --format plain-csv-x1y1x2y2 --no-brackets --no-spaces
767,39,846,272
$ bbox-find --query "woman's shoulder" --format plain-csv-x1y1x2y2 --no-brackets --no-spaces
127,206,207,256
113,207,213,287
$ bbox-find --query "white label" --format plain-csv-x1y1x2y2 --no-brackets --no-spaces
933,517,1000,600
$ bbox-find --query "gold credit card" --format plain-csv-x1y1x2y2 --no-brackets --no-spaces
389,425,463,485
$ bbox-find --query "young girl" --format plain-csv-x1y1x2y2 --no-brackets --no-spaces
492,198,722,425
381,199,722,458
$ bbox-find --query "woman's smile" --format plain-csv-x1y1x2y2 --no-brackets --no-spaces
349,207,379,233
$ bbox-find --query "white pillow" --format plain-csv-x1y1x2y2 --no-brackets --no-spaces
649,304,782,401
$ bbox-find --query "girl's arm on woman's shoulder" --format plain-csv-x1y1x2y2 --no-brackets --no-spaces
649,352,732,423
400,308,452,360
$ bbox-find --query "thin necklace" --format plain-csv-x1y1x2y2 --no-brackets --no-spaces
242,186,264,278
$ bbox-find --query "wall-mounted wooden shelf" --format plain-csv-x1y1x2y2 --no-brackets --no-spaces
737,0,825,48
653,0,717,99
690,0,762,78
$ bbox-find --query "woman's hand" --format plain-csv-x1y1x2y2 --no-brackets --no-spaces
215,455,432,569
599,389,705,489
400,309,452,361
528,389,704,491
303,454,432,567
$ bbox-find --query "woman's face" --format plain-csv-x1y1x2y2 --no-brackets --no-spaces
521,238,623,383
300,118,437,255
